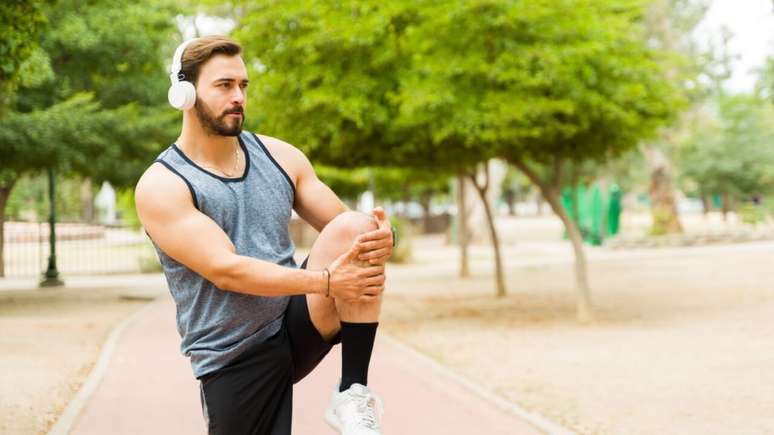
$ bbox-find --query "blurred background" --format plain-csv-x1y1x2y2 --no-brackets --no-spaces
1,0,773,434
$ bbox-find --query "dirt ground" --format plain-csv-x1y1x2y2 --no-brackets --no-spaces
379,219,774,434
0,277,165,435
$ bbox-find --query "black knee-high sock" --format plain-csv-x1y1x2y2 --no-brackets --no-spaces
339,321,378,392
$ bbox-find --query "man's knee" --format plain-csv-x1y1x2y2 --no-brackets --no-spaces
324,211,377,245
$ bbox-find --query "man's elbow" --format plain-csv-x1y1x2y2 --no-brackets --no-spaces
208,256,239,291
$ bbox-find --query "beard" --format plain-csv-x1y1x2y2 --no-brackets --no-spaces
194,98,244,137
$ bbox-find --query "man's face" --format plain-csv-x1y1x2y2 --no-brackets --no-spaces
193,54,249,137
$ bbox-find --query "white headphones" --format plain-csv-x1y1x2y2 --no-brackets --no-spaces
167,38,199,110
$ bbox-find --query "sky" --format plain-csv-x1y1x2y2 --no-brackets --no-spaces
694,0,774,92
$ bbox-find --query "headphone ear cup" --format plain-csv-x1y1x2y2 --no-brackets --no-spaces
168,80,196,110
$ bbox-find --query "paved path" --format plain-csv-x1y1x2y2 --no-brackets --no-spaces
67,295,545,435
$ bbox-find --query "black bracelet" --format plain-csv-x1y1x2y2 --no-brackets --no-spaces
391,226,397,247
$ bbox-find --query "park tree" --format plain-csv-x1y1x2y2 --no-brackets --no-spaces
371,168,451,230
642,0,738,234
678,93,774,216
757,56,774,103
314,166,370,206
235,1,683,309
0,0,180,276
0,0,54,277
396,0,680,321
0,1,52,114
237,1,508,295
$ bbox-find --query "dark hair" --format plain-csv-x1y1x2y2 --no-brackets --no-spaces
180,35,242,86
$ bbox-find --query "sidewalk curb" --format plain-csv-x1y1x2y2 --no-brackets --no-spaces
380,333,576,435
47,299,160,435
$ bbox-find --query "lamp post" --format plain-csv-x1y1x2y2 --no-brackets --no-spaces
40,168,64,287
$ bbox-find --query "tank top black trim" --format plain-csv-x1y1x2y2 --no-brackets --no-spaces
154,159,201,210
170,135,251,183
250,132,297,197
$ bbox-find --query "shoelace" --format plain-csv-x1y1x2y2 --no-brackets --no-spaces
349,388,384,429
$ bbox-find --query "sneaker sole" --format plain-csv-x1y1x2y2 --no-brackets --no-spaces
324,407,342,432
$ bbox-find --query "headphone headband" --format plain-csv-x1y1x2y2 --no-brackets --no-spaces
170,38,199,83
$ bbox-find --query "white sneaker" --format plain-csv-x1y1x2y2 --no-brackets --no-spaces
324,381,384,435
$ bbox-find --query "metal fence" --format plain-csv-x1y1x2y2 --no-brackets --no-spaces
2,221,159,278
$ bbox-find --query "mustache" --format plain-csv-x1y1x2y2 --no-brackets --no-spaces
223,107,244,116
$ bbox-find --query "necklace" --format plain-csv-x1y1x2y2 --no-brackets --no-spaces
198,144,240,178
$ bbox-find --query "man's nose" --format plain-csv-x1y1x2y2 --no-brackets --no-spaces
231,86,245,105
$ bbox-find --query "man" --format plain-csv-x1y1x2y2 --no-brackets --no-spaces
135,35,392,435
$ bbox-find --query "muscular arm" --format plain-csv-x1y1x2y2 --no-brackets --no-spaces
258,134,394,264
135,163,327,297
257,135,348,232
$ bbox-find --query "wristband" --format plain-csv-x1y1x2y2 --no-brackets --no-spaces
391,226,397,247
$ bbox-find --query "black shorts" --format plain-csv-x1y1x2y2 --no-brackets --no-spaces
198,258,341,435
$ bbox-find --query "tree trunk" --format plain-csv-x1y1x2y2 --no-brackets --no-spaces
456,174,470,278
468,163,507,297
644,147,682,234
722,191,730,221
510,159,594,323
420,192,432,234
505,189,516,216
398,191,410,219
536,191,545,216
700,193,711,215
545,189,594,323
0,179,17,278
80,178,95,223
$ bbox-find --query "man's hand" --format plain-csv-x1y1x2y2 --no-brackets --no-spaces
357,206,394,265
328,240,385,302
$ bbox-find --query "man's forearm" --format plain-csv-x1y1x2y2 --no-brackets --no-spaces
216,253,326,297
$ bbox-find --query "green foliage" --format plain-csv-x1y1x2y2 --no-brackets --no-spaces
678,93,774,201
117,188,142,230
0,0,51,112
238,0,679,181
501,167,531,195
650,205,675,236
372,168,450,204
1,0,180,189
6,173,92,222
313,165,450,209
237,1,424,168
644,0,718,102
738,203,765,225
405,0,679,167
598,148,649,194
0,93,177,186
387,216,412,264
5,174,47,220
314,166,370,201
757,56,774,103
16,0,179,111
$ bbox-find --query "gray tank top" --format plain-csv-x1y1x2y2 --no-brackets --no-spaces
149,131,296,378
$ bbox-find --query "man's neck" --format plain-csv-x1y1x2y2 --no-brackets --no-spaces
176,112,240,167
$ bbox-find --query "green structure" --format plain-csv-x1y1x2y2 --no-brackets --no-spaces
561,183,622,246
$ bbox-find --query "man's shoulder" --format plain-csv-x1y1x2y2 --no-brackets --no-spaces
247,132,311,183
136,159,189,201
250,132,307,162
250,132,295,152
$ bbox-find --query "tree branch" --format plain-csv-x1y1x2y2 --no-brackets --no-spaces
552,155,563,188
482,161,490,193
510,158,549,193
